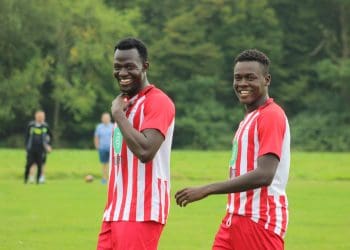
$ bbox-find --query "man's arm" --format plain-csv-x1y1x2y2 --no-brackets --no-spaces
94,135,99,149
47,125,53,145
24,123,31,148
111,95,164,163
175,153,279,207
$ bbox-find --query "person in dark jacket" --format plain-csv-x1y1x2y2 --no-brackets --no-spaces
24,110,52,184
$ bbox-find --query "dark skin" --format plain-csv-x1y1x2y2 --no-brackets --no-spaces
111,48,164,163
175,61,279,207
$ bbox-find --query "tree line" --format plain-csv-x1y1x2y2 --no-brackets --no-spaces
0,0,349,151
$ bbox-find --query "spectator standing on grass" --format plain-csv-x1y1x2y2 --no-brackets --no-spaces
28,132,52,184
175,49,290,250
24,110,53,184
94,112,113,184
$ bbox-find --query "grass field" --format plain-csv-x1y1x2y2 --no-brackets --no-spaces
0,149,349,250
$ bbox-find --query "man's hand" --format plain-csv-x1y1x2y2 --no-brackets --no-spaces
111,94,133,119
45,145,52,153
175,186,209,207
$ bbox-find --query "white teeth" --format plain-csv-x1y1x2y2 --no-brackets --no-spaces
120,79,131,84
240,90,250,95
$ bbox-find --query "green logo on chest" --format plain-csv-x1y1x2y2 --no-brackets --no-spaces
113,127,123,154
229,140,238,167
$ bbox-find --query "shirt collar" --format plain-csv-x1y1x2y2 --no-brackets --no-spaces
258,98,274,111
129,84,154,103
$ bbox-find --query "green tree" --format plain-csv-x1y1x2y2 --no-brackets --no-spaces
149,0,283,149
2,0,348,151
173,76,243,149
0,0,141,147
0,0,57,144
271,0,350,151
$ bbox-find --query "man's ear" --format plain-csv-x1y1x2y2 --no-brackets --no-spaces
143,61,149,71
265,74,271,86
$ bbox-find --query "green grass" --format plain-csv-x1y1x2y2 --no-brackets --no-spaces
0,149,349,250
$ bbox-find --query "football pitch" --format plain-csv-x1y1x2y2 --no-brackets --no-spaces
0,149,349,250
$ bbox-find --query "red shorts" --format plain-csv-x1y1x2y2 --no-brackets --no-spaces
212,214,284,250
97,221,164,250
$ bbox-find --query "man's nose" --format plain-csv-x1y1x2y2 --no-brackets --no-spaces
234,80,248,87
239,78,249,86
119,67,128,76
114,68,128,78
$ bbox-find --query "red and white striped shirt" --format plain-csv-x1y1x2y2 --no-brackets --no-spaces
227,98,290,238
103,85,175,224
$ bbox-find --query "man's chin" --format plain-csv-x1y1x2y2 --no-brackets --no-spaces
119,85,131,94
120,89,129,96
238,97,251,104
120,88,137,97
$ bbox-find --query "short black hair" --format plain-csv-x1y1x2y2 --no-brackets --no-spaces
234,49,270,74
114,37,148,62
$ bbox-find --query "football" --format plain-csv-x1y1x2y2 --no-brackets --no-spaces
85,174,94,183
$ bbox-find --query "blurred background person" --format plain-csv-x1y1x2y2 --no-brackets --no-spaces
28,132,52,184
94,112,113,184
24,110,52,184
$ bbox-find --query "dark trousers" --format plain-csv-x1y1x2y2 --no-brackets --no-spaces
24,150,44,184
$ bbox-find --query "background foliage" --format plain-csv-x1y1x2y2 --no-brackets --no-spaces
1,0,349,150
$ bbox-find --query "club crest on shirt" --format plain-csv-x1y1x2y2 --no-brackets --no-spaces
229,139,238,168
113,127,123,155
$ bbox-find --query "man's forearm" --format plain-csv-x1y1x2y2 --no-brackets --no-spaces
94,137,99,149
205,168,273,196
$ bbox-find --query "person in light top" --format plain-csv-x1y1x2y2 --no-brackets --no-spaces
94,112,113,184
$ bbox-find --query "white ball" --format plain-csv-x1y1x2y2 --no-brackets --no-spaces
85,174,94,183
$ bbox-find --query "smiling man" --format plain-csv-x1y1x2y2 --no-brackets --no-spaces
97,38,175,250
175,49,290,250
